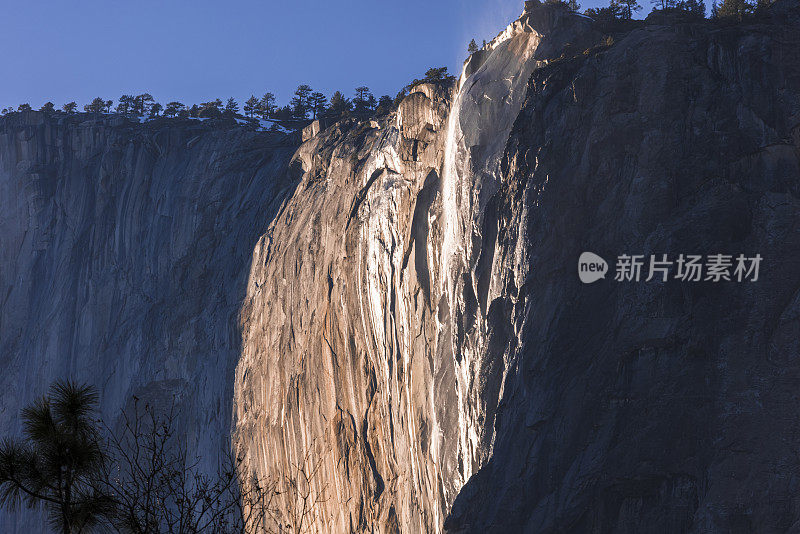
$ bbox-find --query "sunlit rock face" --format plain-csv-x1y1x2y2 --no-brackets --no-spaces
232,4,598,533
234,1,800,532
0,114,298,533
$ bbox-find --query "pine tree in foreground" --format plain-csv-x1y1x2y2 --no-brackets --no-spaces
0,381,113,533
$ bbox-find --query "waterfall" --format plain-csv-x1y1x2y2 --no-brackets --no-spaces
439,75,483,494
437,12,544,498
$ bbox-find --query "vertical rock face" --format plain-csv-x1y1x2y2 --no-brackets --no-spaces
232,4,598,532
234,1,800,532
233,86,456,534
447,2,800,532
0,114,297,532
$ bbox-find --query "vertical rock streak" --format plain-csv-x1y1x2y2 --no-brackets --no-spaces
232,5,599,532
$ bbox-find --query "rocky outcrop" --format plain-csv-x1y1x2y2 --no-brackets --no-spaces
446,2,800,532
2,1,800,532
0,114,298,532
234,0,800,532
231,3,600,532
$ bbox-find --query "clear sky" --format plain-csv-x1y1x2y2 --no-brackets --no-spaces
0,0,610,111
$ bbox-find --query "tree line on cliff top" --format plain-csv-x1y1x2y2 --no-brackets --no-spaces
545,0,773,24
1,85,393,128
0,0,777,125
0,67,457,131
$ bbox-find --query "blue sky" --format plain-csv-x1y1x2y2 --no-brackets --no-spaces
1,0,611,110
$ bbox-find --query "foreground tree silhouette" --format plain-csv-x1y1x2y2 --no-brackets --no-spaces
1,380,331,533
0,381,114,533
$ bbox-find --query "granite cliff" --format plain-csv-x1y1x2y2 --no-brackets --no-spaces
2,0,800,532
0,114,299,532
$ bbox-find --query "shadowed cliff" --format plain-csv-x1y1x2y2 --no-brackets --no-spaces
0,113,299,532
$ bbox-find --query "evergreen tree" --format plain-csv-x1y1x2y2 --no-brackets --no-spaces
149,102,162,117
273,105,295,122
585,3,624,19
132,94,154,116
104,100,113,113
224,97,239,116
378,95,393,108
40,102,55,113
366,94,377,112
309,92,328,119
62,102,77,114
290,85,313,120
468,39,479,54
680,0,706,16
327,91,352,117
717,0,752,18
418,67,455,85
375,95,394,115
198,99,223,119
568,0,581,9
17,104,32,112
259,92,276,118
616,0,642,17
651,0,676,9
0,381,114,533
353,86,375,114
711,0,719,15
115,95,134,115
244,95,260,118
84,97,105,115
163,101,185,117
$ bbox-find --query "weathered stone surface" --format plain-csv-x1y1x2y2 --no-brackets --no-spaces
232,3,599,533
0,114,298,532
446,2,800,532
2,1,799,533
302,120,321,142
